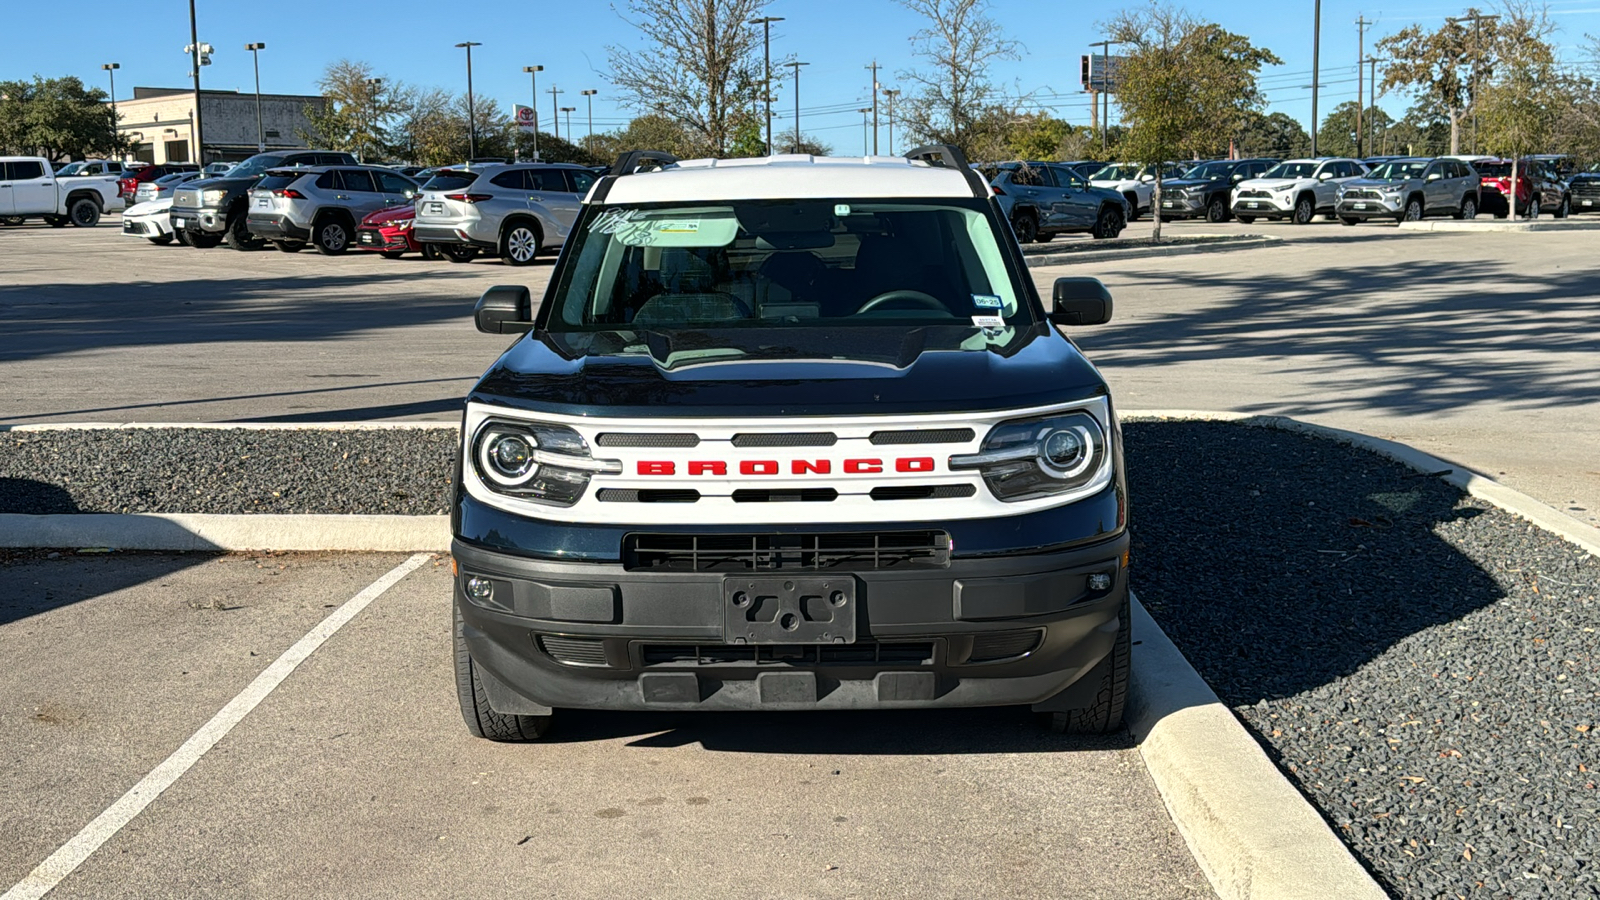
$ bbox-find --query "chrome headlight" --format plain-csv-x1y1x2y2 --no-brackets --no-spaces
471,420,622,507
201,189,228,206
394,218,413,230
949,410,1112,502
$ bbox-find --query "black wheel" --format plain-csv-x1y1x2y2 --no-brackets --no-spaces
1455,196,1477,220
68,198,101,227
501,221,543,265
421,242,443,261
188,232,222,248
224,214,265,251
46,215,69,228
147,234,174,245
1010,210,1038,244
380,250,405,259
1033,231,1053,242
1527,196,1540,220
1040,595,1130,734
1235,215,1255,225
1555,195,1570,219
441,244,479,264
314,217,351,255
1158,215,1174,223
1206,195,1229,223
1123,193,1140,221
174,228,192,246
1090,204,1125,240
454,603,553,742
1403,198,1423,222
1340,216,1359,226
0,215,24,226
1291,195,1315,225
271,240,305,253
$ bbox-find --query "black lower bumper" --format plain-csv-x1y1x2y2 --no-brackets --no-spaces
1335,202,1402,221
451,533,1130,714
245,215,309,241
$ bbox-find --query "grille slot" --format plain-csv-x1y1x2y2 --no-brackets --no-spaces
596,433,699,448
968,630,1043,663
869,428,975,445
624,531,951,571
538,635,610,667
870,484,977,501
641,641,935,667
1347,189,1383,200
597,488,701,503
1238,189,1269,198
730,432,837,447
731,488,838,503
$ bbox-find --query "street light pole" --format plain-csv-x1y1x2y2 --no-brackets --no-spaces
455,42,481,160
523,66,543,161
187,0,203,164
101,63,120,152
1355,17,1368,158
1448,13,1499,154
244,44,266,152
748,16,784,155
581,89,598,149
857,108,872,156
1093,39,1124,155
561,106,576,142
883,88,900,155
1311,0,1322,156
785,61,808,153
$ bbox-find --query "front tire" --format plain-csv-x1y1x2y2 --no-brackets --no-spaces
1403,198,1423,222
1206,195,1229,223
1090,204,1125,240
1340,216,1359,226
147,234,174,245
68,198,101,227
224,214,265,251
1011,210,1038,244
314,217,351,255
421,242,443,261
1455,196,1478,220
441,244,480,264
1123,193,1141,221
1235,214,1255,224
1527,196,1540,220
454,604,553,742
500,222,543,265
188,232,222,248
271,240,305,253
1040,595,1131,734
1555,195,1570,219
174,228,192,246
380,250,405,259
1291,195,1315,225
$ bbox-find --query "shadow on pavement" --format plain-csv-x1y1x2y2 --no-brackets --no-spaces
0,548,219,627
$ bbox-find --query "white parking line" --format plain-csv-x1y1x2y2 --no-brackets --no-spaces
1,552,432,900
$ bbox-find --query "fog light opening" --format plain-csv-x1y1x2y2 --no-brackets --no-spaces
1087,573,1113,592
465,576,494,602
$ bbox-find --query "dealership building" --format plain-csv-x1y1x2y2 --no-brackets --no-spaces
110,87,327,165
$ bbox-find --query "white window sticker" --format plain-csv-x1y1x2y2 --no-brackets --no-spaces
972,294,1003,309
834,204,851,217
971,315,1005,328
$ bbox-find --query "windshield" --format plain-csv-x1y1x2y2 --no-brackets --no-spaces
227,154,287,179
1261,162,1316,179
1182,162,1234,180
1474,162,1523,177
56,162,87,176
545,199,1030,340
1368,160,1428,180
1089,164,1139,181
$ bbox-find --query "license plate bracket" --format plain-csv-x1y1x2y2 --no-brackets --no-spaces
723,577,856,645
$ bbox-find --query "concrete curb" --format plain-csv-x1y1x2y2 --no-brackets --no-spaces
1397,218,1600,233
1127,593,1388,899
0,513,451,551
1121,410,1600,558
1023,234,1281,266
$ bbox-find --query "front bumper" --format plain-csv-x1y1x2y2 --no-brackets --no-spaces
121,217,170,238
1335,197,1402,219
1232,196,1293,217
245,214,310,241
414,218,494,248
357,226,418,252
1157,194,1207,218
453,532,1130,714
169,205,228,234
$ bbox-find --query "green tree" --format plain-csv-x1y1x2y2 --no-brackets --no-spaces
587,114,697,161
895,0,1022,156
1105,2,1281,239
728,112,767,158
513,131,604,166
1317,101,1397,158
0,76,126,161
300,60,405,161
1235,110,1310,158
774,127,833,156
1007,112,1074,160
606,0,772,157
392,87,459,166
1478,29,1559,216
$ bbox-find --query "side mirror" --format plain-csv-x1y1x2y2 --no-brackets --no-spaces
404,189,417,199
1317,171,1333,181
1426,172,1441,181
1139,173,1155,182
475,285,534,334
1049,277,1113,327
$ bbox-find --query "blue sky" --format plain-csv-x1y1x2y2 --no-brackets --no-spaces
8,0,1599,152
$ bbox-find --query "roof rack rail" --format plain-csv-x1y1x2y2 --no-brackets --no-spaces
610,150,679,177
904,143,988,199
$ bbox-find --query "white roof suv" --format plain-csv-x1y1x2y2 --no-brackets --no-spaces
1231,158,1368,224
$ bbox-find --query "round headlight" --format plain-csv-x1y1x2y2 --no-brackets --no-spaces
1040,426,1093,476
478,429,539,485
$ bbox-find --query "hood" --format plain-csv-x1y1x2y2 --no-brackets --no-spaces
470,325,1108,418
1239,178,1304,192
124,198,173,217
1161,177,1220,191
1091,178,1138,190
363,203,415,225
1569,172,1600,182
186,174,260,192
1344,176,1415,189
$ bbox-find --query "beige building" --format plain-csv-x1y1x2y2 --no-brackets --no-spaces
112,87,327,165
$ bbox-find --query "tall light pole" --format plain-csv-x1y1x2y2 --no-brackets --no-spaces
364,77,383,163
858,107,872,156
187,0,203,164
561,106,576,142
244,44,266,152
1366,57,1384,154
548,86,564,140
1093,39,1124,155
581,89,598,148
865,60,881,154
785,61,808,153
1354,18,1368,158
523,65,543,161
455,42,481,160
748,16,784,155
101,63,120,152
1449,13,1498,154
1311,0,1322,156
883,88,900,155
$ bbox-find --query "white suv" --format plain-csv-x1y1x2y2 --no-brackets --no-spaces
1231,158,1368,224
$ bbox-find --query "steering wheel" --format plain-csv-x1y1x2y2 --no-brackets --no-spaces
855,290,947,314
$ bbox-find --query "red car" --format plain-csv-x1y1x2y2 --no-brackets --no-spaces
117,163,199,204
1475,158,1571,218
356,203,442,259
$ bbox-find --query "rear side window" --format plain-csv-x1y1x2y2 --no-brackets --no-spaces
568,169,597,194
490,170,527,189
7,161,46,180
339,170,377,192
377,172,415,193
423,172,479,192
1010,166,1045,187
257,173,302,191
528,169,569,191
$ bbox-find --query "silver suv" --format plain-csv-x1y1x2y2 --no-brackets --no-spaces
245,165,418,254
1335,157,1482,224
413,163,597,265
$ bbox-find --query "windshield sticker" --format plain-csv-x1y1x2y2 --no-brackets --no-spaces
834,204,852,217
971,294,1003,309
656,220,700,234
971,314,1005,328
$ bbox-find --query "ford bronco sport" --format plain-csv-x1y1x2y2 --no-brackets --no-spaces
451,147,1130,741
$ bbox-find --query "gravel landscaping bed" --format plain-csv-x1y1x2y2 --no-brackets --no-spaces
1127,421,1599,899
4,421,1597,896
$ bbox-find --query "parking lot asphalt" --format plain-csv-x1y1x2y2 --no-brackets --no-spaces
0,552,1209,899
2,213,1596,526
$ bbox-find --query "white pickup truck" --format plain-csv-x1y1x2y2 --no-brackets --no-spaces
0,156,125,227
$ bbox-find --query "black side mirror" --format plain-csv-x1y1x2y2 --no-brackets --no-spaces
475,285,534,334
1049,277,1113,326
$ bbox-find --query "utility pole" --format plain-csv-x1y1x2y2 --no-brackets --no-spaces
749,16,784,155
1355,16,1369,158
455,42,481,159
523,66,543,161
187,0,203,164
1093,39,1123,155
548,86,564,141
1311,0,1322,156
561,106,575,141
1367,57,1382,154
101,63,120,152
865,61,881,154
581,89,597,148
785,61,808,153
245,44,266,152
883,88,900,155
857,108,872,156
1449,13,1499,154
363,77,383,163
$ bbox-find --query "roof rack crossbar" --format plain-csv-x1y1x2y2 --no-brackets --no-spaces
904,143,988,199
610,150,679,177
